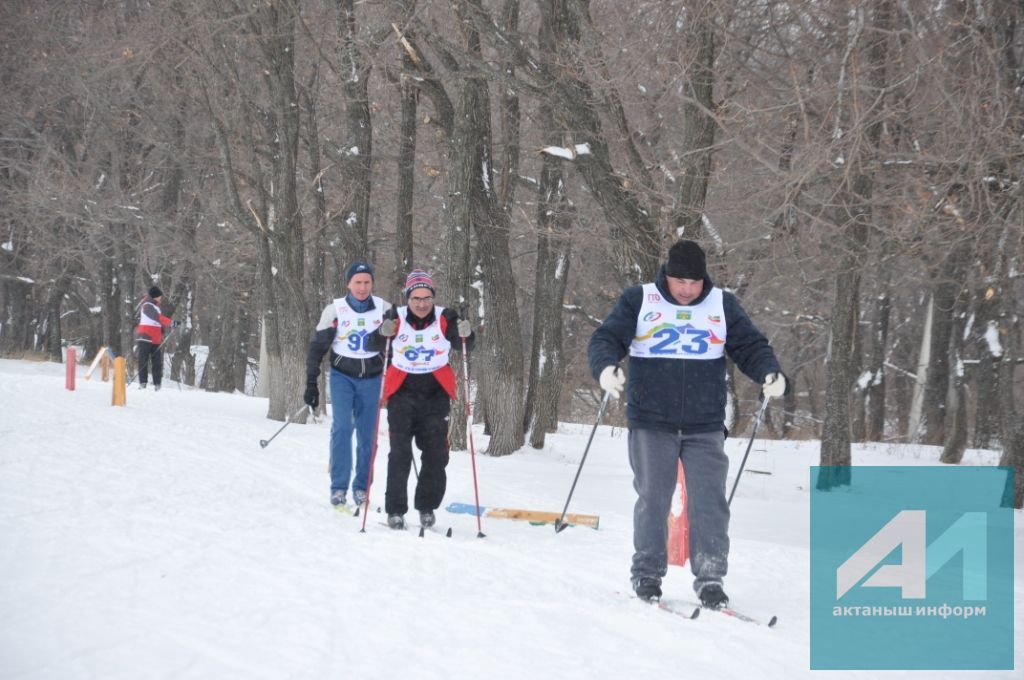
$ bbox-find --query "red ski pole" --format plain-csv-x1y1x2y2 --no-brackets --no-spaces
460,333,485,538
359,335,392,532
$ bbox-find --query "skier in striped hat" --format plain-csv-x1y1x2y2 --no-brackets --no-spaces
367,269,475,530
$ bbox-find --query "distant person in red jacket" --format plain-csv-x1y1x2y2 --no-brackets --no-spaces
366,269,474,530
135,286,175,390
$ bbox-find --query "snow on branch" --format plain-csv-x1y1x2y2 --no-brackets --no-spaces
540,143,591,160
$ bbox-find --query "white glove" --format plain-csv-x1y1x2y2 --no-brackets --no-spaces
599,366,626,399
379,318,397,337
457,319,472,337
762,372,786,398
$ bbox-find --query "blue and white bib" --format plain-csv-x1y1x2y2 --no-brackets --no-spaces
392,305,452,374
331,295,385,359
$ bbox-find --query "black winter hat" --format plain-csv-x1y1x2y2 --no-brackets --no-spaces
148,286,163,299
665,240,707,280
345,261,374,283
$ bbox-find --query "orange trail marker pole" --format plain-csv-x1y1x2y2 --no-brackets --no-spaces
112,357,127,406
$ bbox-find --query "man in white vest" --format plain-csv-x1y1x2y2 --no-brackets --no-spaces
588,240,788,609
305,262,390,508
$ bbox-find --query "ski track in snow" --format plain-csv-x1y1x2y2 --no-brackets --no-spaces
0,358,1020,679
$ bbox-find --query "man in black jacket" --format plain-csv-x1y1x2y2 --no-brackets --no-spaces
588,240,788,609
305,262,390,508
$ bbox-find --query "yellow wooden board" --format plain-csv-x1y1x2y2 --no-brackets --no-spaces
485,507,599,529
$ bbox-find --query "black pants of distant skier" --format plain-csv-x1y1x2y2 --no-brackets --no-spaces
629,428,730,595
384,391,451,516
136,341,163,387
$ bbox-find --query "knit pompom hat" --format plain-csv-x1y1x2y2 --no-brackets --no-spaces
404,269,435,297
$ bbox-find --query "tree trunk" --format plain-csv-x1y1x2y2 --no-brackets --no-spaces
252,3,310,421
865,282,891,441
920,272,962,444
100,256,123,356
999,417,1024,509
43,270,72,362
331,0,373,266
393,71,417,297
523,0,573,448
819,233,860,488
461,0,525,456
552,0,661,283
850,296,866,442
524,124,572,447
819,0,892,488
672,1,717,242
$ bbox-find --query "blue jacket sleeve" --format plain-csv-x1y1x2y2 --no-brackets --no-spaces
587,286,643,380
722,291,781,384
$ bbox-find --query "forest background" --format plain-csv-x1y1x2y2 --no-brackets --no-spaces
1,0,1021,503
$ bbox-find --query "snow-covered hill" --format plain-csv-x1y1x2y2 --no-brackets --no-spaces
0,358,1019,679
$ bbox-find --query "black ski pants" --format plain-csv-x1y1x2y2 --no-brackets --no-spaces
136,340,163,386
384,390,451,516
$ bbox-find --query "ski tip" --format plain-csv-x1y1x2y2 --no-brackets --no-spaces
767,615,778,628
445,527,453,537
418,527,425,538
690,607,701,619
353,506,361,517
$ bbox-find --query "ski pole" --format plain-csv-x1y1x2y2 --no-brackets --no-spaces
459,332,486,538
554,391,611,533
359,334,393,530
259,404,310,449
727,395,771,507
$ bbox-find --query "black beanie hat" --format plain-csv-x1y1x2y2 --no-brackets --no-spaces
665,240,707,280
345,261,374,283
148,286,163,299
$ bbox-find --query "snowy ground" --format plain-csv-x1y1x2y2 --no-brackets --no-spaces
0,358,1019,679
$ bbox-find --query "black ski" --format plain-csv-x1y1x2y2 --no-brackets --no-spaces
656,601,701,620
620,592,700,620
623,591,774,627
378,521,453,537
699,604,777,627
417,525,453,538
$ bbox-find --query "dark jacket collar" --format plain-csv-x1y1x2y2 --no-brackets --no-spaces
403,305,436,329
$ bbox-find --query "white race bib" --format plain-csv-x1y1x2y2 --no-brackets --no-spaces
331,296,385,359
629,283,726,360
391,305,452,373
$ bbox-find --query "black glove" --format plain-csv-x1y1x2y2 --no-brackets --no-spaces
304,382,319,409
172,320,181,328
